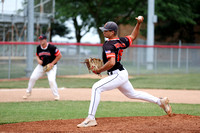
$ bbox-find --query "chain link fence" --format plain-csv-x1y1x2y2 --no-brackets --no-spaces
0,42,200,79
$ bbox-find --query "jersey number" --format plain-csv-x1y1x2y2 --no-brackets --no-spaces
117,49,123,62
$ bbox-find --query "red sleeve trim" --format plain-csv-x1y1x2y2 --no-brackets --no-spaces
106,53,115,59
125,36,133,45
55,50,61,56
36,53,38,56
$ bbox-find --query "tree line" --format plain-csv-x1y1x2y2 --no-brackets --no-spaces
51,0,200,44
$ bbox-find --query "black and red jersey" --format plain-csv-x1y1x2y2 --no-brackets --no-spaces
102,36,132,72
36,43,61,66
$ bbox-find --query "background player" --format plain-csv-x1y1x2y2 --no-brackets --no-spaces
23,34,62,101
77,16,172,127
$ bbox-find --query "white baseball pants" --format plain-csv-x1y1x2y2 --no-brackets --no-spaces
88,69,161,117
26,64,59,97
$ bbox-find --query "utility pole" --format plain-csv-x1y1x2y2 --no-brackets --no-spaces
26,0,34,77
147,0,157,70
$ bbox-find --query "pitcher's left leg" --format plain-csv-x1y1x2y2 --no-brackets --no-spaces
118,80,160,104
118,80,172,116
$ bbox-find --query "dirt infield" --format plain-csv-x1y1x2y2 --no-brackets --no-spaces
0,114,200,132
0,88,200,132
0,88,200,104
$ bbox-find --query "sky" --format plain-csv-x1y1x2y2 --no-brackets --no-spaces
0,0,22,14
52,19,100,43
0,0,100,43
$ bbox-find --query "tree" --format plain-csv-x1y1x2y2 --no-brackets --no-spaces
155,0,200,43
55,0,92,43
77,0,147,43
54,0,200,44
55,0,147,43
50,21,72,41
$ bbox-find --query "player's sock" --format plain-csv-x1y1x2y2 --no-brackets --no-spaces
87,115,95,120
157,98,161,105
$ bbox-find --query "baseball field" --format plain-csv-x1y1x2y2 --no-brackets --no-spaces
0,74,200,132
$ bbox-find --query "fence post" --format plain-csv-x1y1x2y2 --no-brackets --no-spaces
178,40,181,68
154,47,157,74
186,48,189,73
137,47,140,74
8,45,11,79
170,48,173,73
78,45,81,75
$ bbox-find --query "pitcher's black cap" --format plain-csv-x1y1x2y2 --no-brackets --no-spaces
38,34,47,40
99,21,118,32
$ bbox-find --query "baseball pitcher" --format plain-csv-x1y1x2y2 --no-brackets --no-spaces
77,16,172,127
23,34,62,101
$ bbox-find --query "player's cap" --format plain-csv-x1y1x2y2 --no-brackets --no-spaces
38,34,47,40
99,21,118,32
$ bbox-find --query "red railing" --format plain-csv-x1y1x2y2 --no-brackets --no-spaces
0,41,200,49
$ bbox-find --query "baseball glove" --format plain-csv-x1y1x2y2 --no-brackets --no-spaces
43,64,53,72
83,58,103,75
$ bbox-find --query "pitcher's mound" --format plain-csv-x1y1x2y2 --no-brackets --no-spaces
0,114,199,132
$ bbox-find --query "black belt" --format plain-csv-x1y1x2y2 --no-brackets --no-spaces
107,67,124,75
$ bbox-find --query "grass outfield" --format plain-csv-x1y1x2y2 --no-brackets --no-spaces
0,74,199,125
0,101,200,125
0,73,200,90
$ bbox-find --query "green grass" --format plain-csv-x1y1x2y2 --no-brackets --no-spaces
0,73,199,125
0,73,200,90
0,77,99,89
0,101,199,125
0,63,27,79
131,73,200,90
